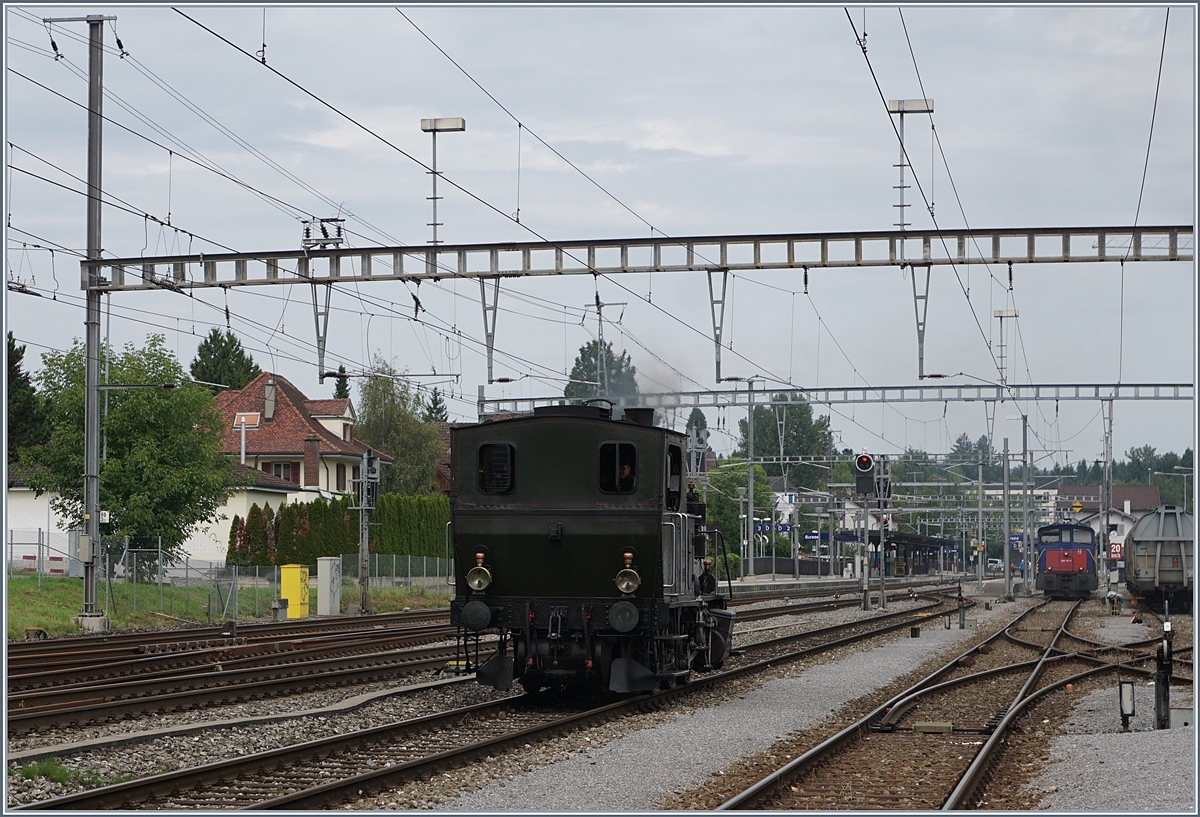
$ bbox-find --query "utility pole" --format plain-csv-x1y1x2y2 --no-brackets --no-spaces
978,459,984,592
583,296,626,400
47,14,115,632
746,379,755,577
878,454,888,610
355,449,379,615
860,505,869,610
1003,437,1012,598
1022,415,1032,595
1101,400,1114,579
420,117,466,245
879,503,888,611
596,295,606,396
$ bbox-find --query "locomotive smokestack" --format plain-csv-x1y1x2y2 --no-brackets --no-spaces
623,407,655,427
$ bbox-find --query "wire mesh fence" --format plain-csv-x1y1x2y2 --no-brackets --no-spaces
7,529,454,621
336,553,454,614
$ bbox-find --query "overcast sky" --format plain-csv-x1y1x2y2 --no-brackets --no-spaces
3,3,1196,470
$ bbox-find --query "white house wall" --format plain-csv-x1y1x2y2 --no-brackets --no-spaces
4,486,293,564
5,487,70,535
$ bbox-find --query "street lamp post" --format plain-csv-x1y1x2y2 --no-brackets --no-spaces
1176,466,1194,514
1153,468,1193,513
420,117,466,245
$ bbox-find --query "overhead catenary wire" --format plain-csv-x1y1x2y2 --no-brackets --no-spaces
8,146,237,253
14,10,796,400
14,26,726,389
882,9,1071,459
7,277,484,412
1120,8,1171,384
845,8,1004,388
174,8,791,388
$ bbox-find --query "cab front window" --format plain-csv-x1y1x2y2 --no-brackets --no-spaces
478,443,516,494
600,442,637,494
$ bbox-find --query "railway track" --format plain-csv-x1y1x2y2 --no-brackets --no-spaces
714,599,1193,810
7,585,952,736
6,609,450,679
6,640,463,735
13,594,960,809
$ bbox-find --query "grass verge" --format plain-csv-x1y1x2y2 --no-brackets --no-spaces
5,575,449,639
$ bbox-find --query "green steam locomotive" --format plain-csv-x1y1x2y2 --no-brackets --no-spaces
448,403,734,694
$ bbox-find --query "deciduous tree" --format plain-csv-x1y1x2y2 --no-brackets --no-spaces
20,334,232,561
736,395,832,491
356,357,442,495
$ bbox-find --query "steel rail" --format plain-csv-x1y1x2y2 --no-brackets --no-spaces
5,609,451,659
16,596,959,810
7,625,456,692
5,645,461,734
715,599,1052,810
718,600,1191,810
942,660,1193,810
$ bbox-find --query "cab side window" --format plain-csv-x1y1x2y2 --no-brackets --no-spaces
600,442,637,494
666,445,682,510
478,443,516,494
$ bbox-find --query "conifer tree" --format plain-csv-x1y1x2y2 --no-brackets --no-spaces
189,328,262,391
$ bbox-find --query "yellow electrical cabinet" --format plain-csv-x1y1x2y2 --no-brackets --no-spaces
280,564,310,619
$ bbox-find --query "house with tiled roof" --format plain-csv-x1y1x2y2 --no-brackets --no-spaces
6,452,300,565
216,373,392,496
1054,484,1162,542
5,374,393,564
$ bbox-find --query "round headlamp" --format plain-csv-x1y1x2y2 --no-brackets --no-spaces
466,565,492,591
608,600,639,633
614,568,641,594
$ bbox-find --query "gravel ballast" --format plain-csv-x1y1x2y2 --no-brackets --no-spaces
1017,608,1195,812
374,598,1032,810
8,591,1193,812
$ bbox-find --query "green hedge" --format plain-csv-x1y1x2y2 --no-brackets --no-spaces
226,493,449,566
370,494,451,558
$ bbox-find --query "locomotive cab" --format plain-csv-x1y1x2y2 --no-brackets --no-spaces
1035,523,1099,599
448,404,733,694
